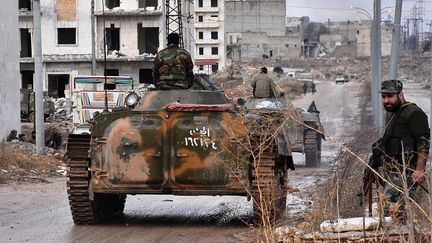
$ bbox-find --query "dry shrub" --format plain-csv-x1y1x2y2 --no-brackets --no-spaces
0,142,63,183
305,130,378,230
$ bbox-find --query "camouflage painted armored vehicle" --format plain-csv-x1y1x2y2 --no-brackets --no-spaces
288,101,325,167
66,88,292,225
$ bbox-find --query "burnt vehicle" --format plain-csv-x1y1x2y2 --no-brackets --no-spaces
66,88,292,225
287,101,325,167
20,89,55,122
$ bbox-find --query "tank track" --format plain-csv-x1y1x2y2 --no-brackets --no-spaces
67,134,126,225
251,145,287,225
304,128,321,167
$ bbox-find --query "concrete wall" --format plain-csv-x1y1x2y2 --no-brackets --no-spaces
0,0,21,140
225,0,286,37
40,0,92,55
355,22,393,56
239,32,301,60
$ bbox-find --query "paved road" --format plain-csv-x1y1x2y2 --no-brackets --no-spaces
0,78,367,243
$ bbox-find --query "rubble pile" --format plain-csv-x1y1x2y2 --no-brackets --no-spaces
0,142,66,184
48,97,73,122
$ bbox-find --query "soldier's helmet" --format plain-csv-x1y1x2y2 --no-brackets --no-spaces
379,80,403,94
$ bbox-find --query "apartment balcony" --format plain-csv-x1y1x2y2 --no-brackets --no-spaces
95,9,162,17
193,7,219,13
194,21,219,29
194,58,219,66
18,9,33,17
195,55,219,60
195,39,220,45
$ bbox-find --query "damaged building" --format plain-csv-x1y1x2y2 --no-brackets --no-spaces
319,20,394,57
225,0,302,62
18,0,164,98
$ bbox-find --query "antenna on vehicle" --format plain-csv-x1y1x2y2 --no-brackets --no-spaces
102,0,109,113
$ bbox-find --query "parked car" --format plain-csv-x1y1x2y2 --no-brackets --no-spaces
335,75,349,84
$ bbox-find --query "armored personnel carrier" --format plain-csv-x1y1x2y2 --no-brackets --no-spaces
66,88,293,225
288,101,325,167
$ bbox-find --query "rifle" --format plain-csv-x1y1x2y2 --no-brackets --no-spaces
362,140,384,216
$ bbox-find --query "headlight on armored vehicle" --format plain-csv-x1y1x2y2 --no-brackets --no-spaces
125,92,140,108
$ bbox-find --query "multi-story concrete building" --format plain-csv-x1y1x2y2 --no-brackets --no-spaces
192,0,225,74
320,20,394,57
225,0,301,61
18,0,163,98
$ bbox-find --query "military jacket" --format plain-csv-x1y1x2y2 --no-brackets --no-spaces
251,73,274,98
383,102,430,168
153,44,194,89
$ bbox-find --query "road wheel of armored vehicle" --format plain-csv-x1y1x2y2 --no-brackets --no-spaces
251,145,287,225
28,112,35,123
67,134,126,225
304,128,321,167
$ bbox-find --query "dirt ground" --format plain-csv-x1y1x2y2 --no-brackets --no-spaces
0,54,431,242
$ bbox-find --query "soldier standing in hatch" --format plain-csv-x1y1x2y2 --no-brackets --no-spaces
251,67,283,98
375,80,430,217
153,33,194,90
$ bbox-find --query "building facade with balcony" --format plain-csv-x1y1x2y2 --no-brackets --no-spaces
18,0,163,98
192,0,225,74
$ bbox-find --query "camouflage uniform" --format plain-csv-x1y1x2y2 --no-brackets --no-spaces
251,73,276,98
378,80,430,218
153,44,194,89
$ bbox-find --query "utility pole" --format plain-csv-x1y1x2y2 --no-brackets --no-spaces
429,20,432,197
33,0,45,154
371,0,384,130
91,0,96,75
166,0,184,48
389,0,403,80
430,20,432,202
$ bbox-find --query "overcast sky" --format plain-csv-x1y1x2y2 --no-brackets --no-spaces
286,0,432,26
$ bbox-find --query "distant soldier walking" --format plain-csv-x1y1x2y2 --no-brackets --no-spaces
153,33,194,89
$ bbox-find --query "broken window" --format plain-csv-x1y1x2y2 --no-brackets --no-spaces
21,70,34,89
106,0,120,9
211,31,218,40
198,0,203,7
210,0,217,7
212,64,218,72
20,28,32,57
198,32,203,39
19,0,31,10
106,24,120,52
199,47,204,55
199,65,204,70
48,74,69,98
198,16,203,22
139,69,153,84
138,24,159,54
105,69,119,76
211,47,218,55
139,0,158,9
57,28,76,44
